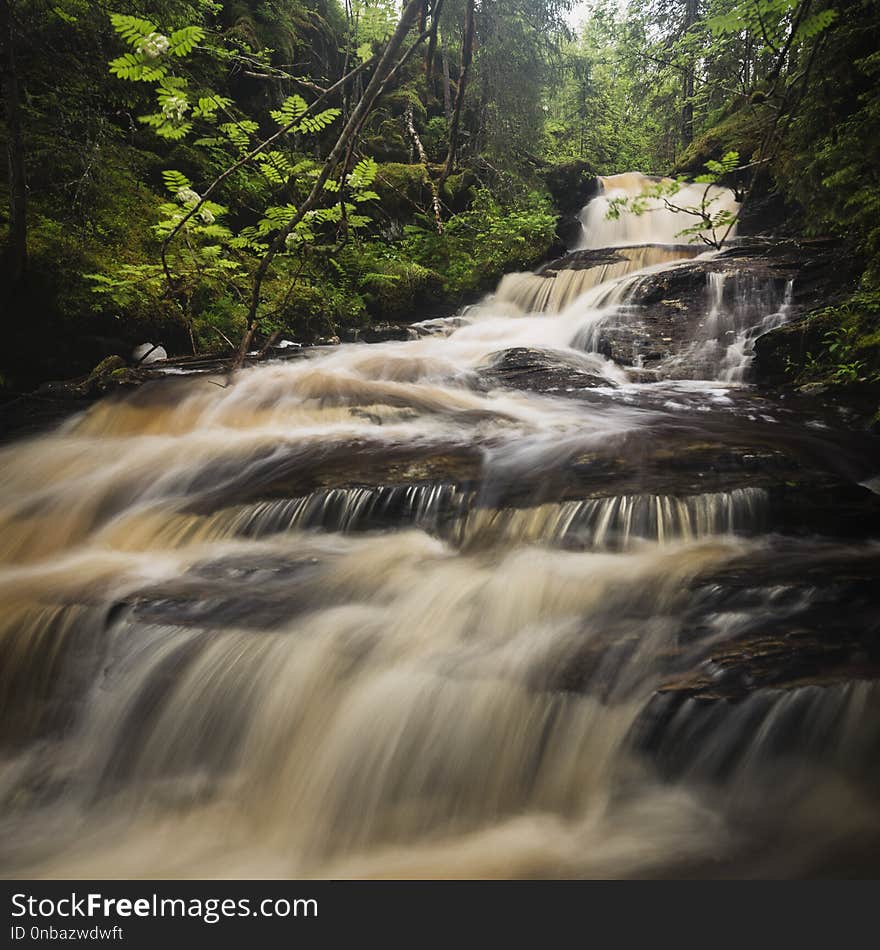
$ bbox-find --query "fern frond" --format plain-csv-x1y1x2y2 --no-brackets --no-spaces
161,170,192,194
109,53,168,82
168,26,205,57
269,95,308,128
109,14,156,47
296,108,340,134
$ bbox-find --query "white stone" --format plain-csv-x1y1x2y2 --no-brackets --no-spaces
133,343,167,363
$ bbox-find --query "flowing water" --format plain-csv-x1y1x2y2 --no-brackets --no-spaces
2,175,880,879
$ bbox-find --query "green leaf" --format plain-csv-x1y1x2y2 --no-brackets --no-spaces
349,156,378,189
168,26,206,57
161,170,192,194
269,95,308,128
297,108,341,134
795,9,838,41
138,114,192,139
192,96,232,120
109,14,156,47
109,53,168,82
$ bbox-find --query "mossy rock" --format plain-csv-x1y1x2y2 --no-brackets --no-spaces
675,103,768,176
441,170,477,212
362,261,444,321
363,119,411,163
86,355,126,380
373,163,433,219
544,161,599,215
381,88,428,125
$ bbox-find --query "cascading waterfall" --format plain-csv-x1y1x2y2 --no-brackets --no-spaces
1,170,879,880
577,172,741,249
495,245,701,314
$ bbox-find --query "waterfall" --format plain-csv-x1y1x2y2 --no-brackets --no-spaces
1,169,877,881
578,172,741,249
495,245,701,314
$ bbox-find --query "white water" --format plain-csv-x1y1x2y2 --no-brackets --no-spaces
1,177,878,880
578,172,741,249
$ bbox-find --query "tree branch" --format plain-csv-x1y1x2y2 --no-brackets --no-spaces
234,0,426,367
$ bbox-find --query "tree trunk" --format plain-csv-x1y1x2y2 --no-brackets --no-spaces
681,0,698,148
404,103,443,233
236,0,425,365
1,0,27,284
441,0,474,184
425,0,445,77
441,47,453,123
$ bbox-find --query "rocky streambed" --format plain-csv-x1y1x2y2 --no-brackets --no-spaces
1,228,879,878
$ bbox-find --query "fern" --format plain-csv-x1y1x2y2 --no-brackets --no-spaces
219,121,258,151
138,114,192,139
257,205,299,234
269,95,308,128
168,26,205,57
297,108,341,134
349,157,378,190
162,170,192,194
109,14,156,47
197,224,233,240
258,151,295,185
109,53,168,82
192,96,232,120
796,10,838,42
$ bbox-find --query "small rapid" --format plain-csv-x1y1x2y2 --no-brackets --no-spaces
1,174,879,879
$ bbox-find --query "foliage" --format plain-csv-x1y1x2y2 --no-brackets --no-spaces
399,189,556,294
785,288,880,386
84,8,387,349
0,0,877,390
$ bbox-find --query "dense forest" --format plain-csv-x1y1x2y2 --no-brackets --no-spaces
0,0,878,411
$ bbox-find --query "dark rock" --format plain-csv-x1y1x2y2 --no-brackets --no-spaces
554,214,584,251
544,161,600,214
480,347,611,395
361,323,415,343
797,381,830,396
537,248,629,275
751,318,823,386
563,240,860,376
737,171,803,237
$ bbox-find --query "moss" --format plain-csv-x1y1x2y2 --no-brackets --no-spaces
441,171,477,212
363,121,411,164
381,88,428,125
675,103,769,176
373,163,432,218
88,355,126,379
362,261,444,320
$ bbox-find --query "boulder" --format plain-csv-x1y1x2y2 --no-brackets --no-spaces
361,322,416,343
480,347,611,394
544,160,600,214
132,343,167,364
554,214,584,251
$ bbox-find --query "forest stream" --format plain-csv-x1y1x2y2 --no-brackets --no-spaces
2,175,880,879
